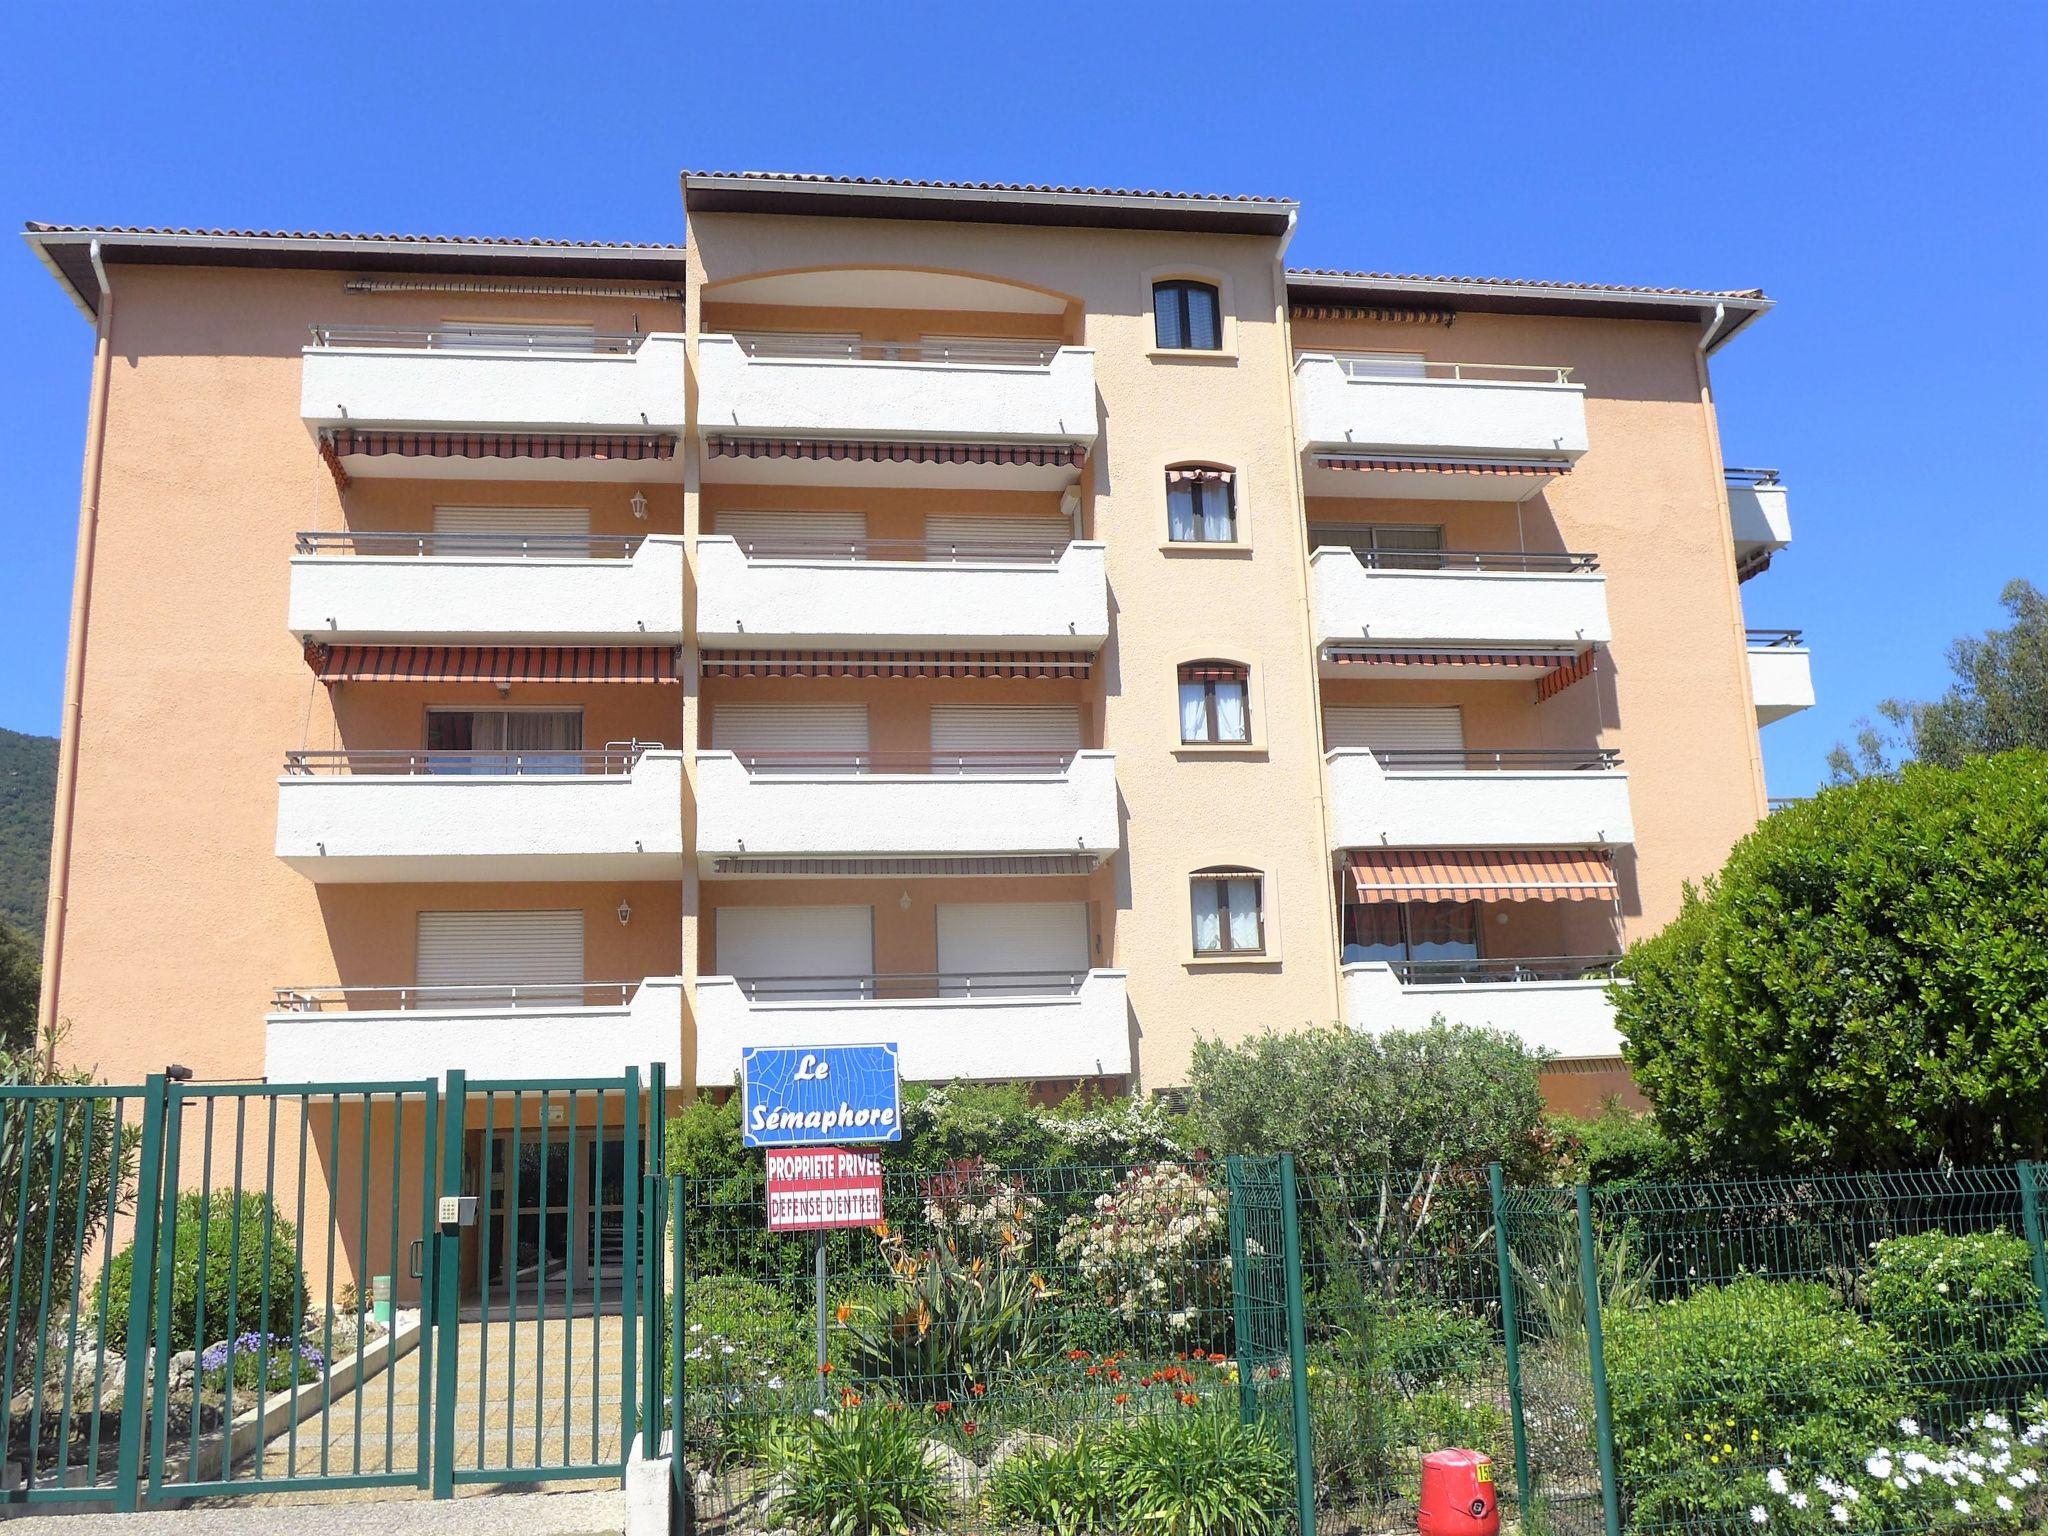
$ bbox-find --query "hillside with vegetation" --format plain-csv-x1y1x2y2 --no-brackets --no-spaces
0,726,56,942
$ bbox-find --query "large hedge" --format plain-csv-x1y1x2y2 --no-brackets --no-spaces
1617,750,2048,1170
102,1191,306,1354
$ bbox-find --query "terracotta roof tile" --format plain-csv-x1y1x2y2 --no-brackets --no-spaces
23,222,681,251
682,171,1295,205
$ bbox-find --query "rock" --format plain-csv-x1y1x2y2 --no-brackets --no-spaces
986,1430,1059,1471
921,1440,982,1496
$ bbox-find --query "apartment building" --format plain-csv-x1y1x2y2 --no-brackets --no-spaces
25,173,1811,1158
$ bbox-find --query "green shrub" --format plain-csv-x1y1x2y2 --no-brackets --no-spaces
773,1404,952,1536
1102,1404,1292,1536
1055,1163,1230,1349
1601,1277,1906,1530
1368,1301,1491,1387
102,1191,305,1355
1865,1228,2048,1418
683,1274,809,1389
985,1431,1119,1536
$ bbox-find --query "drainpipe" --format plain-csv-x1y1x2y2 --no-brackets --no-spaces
37,240,116,1069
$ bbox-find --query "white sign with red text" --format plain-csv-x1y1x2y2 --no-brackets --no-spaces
765,1146,885,1232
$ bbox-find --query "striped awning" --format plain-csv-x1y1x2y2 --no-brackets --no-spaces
1314,455,1572,478
323,428,676,463
710,855,1099,878
1344,849,1617,904
708,437,1085,468
1289,304,1453,326
1536,648,1597,701
304,643,678,685
1323,644,1579,672
700,650,1093,681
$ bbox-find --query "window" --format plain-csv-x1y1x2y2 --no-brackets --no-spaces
1153,280,1222,350
1310,523,1445,571
1342,902,1479,964
426,708,583,774
1166,468,1236,543
1178,662,1251,744
1191,868,1264,955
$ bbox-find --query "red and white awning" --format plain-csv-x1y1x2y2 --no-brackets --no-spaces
699,650,1093,681
708,437,1085,468
709,855,1099,878
1313,455,1572,479
1344,849,1617,903
304,643,678,685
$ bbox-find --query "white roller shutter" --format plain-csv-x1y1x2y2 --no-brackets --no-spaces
730,331,862,359
935,902,1090,995
930,706,1082,765
917,334,1059,365
432,506,591,557
923,515,1072,559
416,910,584,1009
715,906,874,999
1323,706,1465,754
432,322,596,352
710,705,870,755
1334,350,1428,379
713,511,867,553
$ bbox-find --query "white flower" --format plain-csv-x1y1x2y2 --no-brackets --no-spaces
1898,1417,1919,1436
1787,1492,1808,1510
1866,1454,1893,1480
1829,1502,1849,1525
1748,1506,1768,1526
1997,1495,2015,1513
1953,1498,1971,1514
1984,1413,2011,1433
1767,1468,1789,1495
1892,1476,1907,1489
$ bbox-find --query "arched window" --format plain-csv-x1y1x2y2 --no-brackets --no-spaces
1166,465,1236,543
1178,661,1251,744
1191,866,1265,956
1153,279,1222,350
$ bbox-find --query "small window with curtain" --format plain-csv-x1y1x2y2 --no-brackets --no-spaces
1153,280,1222,350
1166,467,1236,543
1178,661,1251,744
1191,867,1265,956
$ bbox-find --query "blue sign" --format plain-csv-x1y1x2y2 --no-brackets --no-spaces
741,1043,902,1148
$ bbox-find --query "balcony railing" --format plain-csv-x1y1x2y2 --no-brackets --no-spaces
1369,748,1622,772
295,530,646,559
1329,357,1576,384
307,324,648,354
273,980,643,1011
1746,627,1806,648
733,970,1090,1002
1384,955,1622,985
282,744,655,777
1724,466,1782,487
725,749,1079,777
727,535,1070,565
731,334,1063,366
1315,544,1599,574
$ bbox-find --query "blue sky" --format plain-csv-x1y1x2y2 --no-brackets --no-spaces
2,1,2042,795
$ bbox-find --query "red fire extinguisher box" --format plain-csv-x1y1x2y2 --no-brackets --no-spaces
1418,1448,1499,1535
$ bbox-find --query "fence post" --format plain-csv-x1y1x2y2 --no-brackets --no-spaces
622,1065,642,1470
112,1075,168,1512
1577,1182,1621,1536
640,1061,665,1462
1489,1163,1534,1521
430,1070,465,1501
2019,1162,2048,1336
1223,1155,1257,1426
1278,1153,1317,1536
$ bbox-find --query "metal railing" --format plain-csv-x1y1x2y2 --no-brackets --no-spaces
727,332,1063,366
1724,465,1783,486
271,980,642,1012
720,534,1070,565
1384,954,1624,985
1745,627,1806,648
1313,542,1600,574
307,323,647,353
282,742,656,776
1314,354,1576,384
726,748,1079,776
1368,747,1623,772
294,530,647,559
731,969,1090,1002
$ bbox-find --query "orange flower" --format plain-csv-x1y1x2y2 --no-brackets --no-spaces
1108,1368,1123,1383
1113,1392,1130,1406
818,1363,834,1376
839,1388,863,1407
1178,1391,1199,1407
933,1401,952,1415
1085,1365,1099,1377
1029,1272,1048,1294
1068,1348,1091,1361
1209,1352,1229,1365
971,1382,987,1397
963,1422,978,1437
835,1303,854,1325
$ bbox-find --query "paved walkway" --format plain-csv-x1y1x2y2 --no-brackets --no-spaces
0,1487,624,1534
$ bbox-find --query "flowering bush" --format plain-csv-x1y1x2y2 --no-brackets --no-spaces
918,1159,1044,1250
1864,1229,2048,1418
1056,1164,1229,1343
675,1275,808,1468
1733,1401,2048,1531
198,1331,324,1393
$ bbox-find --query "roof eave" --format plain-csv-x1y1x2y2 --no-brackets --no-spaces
1287,269,1773,327
681,174,1299,238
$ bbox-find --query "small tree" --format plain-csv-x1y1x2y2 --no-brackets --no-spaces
0,916,35,1055
1617,750,2048,1170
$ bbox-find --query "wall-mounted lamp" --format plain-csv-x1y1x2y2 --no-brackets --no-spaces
898,891,913,911
617,899,633,927
629,489,648,521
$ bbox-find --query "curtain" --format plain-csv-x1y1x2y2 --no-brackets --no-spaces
1191,883,1223,952
1198,482,1235,541
1225,879,1261,950
1408,901,1479,961
1168,482,1200,542
1185,288,1221,350
1154,285,1184,350
1342,903,1405,965
1179,682,1212,742
1213,682,1249,743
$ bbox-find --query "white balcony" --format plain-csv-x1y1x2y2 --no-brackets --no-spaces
276,747,686,882
1343,961,1622,1059
696,334,1096,489
694,750,1119,872
265,978,686,1083
1325,749,1634,850
1295,354,1588,499
289,533,685,644
1726,469,1792,579
1748,629,1815,725
695,535,1107,650
1309,546,1610,649
300,327,686,481
693,970,1130,1087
